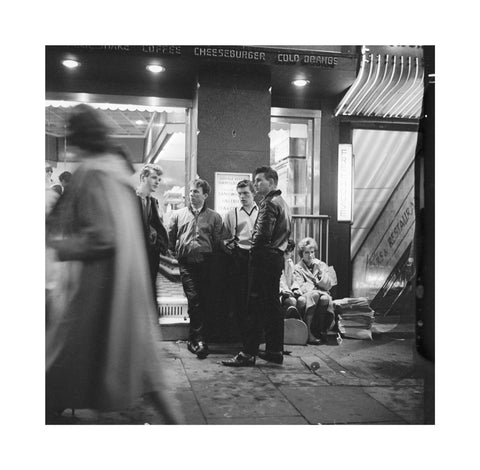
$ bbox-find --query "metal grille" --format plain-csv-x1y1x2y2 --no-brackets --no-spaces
157,297,188,319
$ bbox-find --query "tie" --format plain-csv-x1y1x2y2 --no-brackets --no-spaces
145,196,151,219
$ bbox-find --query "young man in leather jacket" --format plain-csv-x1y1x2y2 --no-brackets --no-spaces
223,166,292,367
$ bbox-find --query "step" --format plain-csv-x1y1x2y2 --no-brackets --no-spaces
159,317,189,341
157,296,189,341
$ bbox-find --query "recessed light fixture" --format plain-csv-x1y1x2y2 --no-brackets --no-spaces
292,79,310,87
135,120,144,125
146,64,166,73
62,59,80,69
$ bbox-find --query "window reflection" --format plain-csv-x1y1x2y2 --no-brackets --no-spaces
269,116,313,214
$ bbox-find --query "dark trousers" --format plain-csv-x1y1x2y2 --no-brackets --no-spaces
243,252,284,355
147,247,161,301
230,248,250,343
179,259,212,342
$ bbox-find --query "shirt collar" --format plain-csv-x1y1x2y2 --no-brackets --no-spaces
189,203,205,214
239,203,258,216
136,188,151,199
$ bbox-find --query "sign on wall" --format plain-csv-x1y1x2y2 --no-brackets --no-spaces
337,144,354,222
74,46,347,69
214,172,252,218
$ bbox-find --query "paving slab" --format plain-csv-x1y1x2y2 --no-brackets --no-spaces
319,339,416,380
182,357,267,383
257,356,308,373
320,376,401,387
280,386,406,424
266,372,329,387
299,355,361,385
207,416,309,425
65,397,173,425
158,341,183,356
395,378,424,387
162,389,206,424
362,386,424,424
192,381,301,420
158,358,191,390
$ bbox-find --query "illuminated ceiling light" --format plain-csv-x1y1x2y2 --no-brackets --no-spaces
146,64,166,73
62,59,80,69
292,79,310,87
135,120,144,125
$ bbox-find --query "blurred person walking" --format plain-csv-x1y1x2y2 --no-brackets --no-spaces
51,170,72,196
45,165,53,188
45,165,59,215
45,104,181,424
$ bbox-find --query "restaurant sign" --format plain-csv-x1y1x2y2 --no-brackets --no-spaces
337,144,354,222
74,45,346,68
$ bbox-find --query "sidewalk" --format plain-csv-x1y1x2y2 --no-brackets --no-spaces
55,331,430,425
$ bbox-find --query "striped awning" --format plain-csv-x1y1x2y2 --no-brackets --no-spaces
335,50,425,119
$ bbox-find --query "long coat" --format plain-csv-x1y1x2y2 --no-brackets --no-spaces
46,154,165,411
292,258,335,313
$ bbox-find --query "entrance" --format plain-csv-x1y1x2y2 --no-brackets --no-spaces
269,108,321,215
45,93,192,323
269,108,326,262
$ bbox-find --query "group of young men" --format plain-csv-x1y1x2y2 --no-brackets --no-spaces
136,164,291,367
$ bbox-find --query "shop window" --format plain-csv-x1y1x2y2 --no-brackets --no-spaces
45,96,190,306
269,111,319,215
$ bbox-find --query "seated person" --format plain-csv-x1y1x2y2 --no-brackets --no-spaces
292,237,336,344
279,239,301,319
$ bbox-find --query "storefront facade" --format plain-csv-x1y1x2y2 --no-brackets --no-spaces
46,45,435,344
46,45,360,303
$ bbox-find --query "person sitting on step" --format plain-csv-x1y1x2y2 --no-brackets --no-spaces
291,237,336,345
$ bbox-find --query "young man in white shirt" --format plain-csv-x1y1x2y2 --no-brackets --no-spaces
223,179,258,343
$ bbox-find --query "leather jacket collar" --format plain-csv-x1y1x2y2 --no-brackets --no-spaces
263,189,282,200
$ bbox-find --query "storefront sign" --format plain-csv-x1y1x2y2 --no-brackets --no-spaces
74,46,345,68
367,195,415,269
337,144,354,222
194,47,266,61
276,53,339,67
214,172,252,218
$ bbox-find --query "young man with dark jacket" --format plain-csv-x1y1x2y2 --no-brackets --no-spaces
222,166,292,367
168,178,224,359
136,164,169,297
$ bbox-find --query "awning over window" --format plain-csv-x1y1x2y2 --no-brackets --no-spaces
334,50,425,120
46,100,178,114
